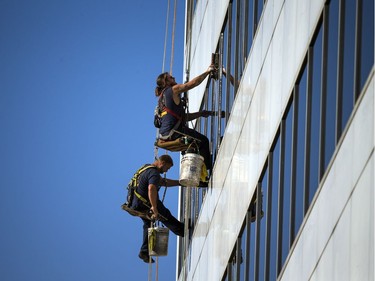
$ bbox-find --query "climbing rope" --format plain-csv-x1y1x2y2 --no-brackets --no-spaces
155,0,178,163
169,0,177,74
161,173,168,203
162,0,170,73
155,0,177,161
150,1,178,280
148,221,154,281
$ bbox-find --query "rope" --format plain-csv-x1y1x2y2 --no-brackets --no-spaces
155,0,171,162
155,0,176,161
169,0,177,74
150,3,177,280
156,0,179,203
148,223,153,281
155,257,159,281
162,0,170,73
161,172,168,203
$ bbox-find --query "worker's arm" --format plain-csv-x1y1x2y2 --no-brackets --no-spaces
172,66,214,96
222,67,236,86
185,110,215,121
148,184,159,218
159,178,180,187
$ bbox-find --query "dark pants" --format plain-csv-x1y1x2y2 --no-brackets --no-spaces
139,200,184,254
180,126,211,170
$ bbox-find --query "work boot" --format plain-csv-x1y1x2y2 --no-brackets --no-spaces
138,251,155,263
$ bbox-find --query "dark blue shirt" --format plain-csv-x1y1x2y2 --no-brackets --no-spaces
159,87,184,136
135,165,161,203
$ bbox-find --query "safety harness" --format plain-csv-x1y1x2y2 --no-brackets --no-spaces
127,164,155,206
157,88,182,121
122,164,167,221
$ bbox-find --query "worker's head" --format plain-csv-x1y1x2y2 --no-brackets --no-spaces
155,72,176,96
156,154,174,173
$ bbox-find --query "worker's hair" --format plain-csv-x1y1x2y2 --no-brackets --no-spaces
155,72,169,97
158,154,173,165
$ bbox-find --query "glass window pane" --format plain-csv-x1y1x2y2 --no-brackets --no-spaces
270,139,280,280
249,217,256,279
258,171,268,281
325,0,339,170
295,68,307,237
240,222,248,281
282,105,293,263
309,27,323,203
360,0,374,90
341,0,356,131
257,0,264,25
247,0,254,53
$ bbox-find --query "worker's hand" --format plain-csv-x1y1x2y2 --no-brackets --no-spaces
150,206,159,220
201,110,214,118
207,64,216,73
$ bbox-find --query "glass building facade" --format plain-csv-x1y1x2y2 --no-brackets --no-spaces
177,0,374,280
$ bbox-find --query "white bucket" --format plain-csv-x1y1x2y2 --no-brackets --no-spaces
179,153,204,187
148,227,169,256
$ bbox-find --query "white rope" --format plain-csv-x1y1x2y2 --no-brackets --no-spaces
156,0,174,161
169,0,177,75
155,257,159,281
148,261,152,281
162,0,170,73
152,3,176,279
156,0,178,159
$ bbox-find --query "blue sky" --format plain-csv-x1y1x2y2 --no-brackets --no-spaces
0,1,185,280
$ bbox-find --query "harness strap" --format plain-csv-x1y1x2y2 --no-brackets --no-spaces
131,190,168,221
128,164,156,208
130,165,155,186
158,89,182,121
162,106,181,120
134,189,150,205
158,120,182,140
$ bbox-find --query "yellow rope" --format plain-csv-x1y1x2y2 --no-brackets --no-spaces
149,228,156,253
148,222,155,281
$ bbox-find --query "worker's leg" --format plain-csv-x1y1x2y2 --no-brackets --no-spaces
137,217,156,263
140,217,152,253
157,201,184,237
181,127,211,170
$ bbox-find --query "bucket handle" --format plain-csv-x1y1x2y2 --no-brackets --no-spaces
186,140,200,154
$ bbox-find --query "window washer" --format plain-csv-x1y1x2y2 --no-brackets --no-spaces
127,154,184,263
154,65,216,175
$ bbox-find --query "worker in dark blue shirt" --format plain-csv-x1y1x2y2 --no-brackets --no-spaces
130,154,183,263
